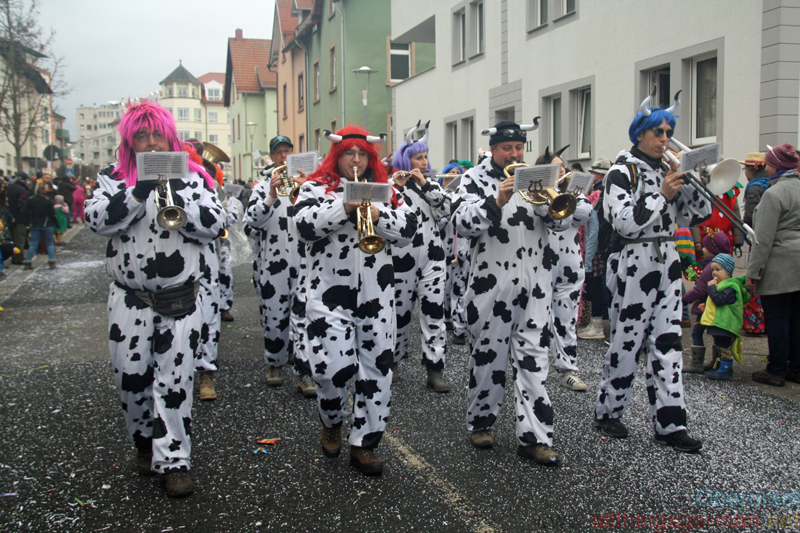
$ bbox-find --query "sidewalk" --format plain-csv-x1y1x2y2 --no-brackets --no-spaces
0,223,84,305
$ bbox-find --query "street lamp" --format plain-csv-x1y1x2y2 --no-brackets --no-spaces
352,66,377,129
246,121,257,181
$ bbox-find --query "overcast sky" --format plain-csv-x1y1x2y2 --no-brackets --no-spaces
36,0,276,138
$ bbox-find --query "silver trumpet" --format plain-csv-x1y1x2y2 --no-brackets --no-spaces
155,175,188,230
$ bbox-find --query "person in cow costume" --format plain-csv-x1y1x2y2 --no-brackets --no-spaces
389,121,451,392
451,119,585,465
593,89,712,453
294,126,417,475
535,145,593,392
85,100,225,497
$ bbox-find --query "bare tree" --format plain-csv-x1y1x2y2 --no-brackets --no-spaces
0,0,69,174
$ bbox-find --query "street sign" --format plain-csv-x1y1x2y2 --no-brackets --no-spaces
66,157,73,168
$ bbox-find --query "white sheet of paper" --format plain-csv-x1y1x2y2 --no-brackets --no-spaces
287,151,318,178
223,184,244,198
136,152,188,181
513,164,558,194
679,143,720,174
343,181,392,204
566,171,593,196
444,175,462,191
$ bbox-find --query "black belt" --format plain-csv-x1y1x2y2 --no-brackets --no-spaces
114,280,200,318
618,236,675,263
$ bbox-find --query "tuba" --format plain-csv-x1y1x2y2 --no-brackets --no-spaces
272,164,301,202
354,166,385,254
504,163,577,220
155,175,188,230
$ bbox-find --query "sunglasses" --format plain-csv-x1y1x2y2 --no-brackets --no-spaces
134,131,164,143
651,127,674,139
496,129,526,138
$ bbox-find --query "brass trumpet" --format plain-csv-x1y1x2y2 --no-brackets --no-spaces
155,175,188,230
504,163,577,220
272,164,300,202
354,166,385,254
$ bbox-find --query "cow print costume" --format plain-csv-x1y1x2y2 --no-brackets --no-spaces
440,216,469,339
451,153,576,448
85,164,224,473
218,196,240,313
294,177,417,449
243,169,297,371
550,203,592,374
391,177,449,370
594,148,711,435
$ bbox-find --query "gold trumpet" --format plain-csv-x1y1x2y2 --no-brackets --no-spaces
272,164,300,202
155,175,188,230
354,166,385,254
504,163,577,220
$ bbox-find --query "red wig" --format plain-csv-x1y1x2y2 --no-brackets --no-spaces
308,126,399,206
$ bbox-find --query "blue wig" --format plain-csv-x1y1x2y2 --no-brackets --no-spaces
628,108,677,145
392,140,430,172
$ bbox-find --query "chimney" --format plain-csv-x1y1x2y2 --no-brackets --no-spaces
235,28,243,42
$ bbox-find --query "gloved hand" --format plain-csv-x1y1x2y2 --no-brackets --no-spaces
132,180,160,201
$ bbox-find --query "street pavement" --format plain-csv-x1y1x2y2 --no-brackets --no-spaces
1,227,799,533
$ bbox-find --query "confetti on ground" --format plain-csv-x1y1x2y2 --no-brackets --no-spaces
257,439,279,445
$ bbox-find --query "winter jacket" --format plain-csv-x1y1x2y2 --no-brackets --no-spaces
683,263,714,316
743,170,769,227
7,180,30,222
700,276,750,336
22,195,57,227
56,178,76,205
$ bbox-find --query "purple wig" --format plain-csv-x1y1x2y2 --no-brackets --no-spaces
391,140,431,172
115,100,212,188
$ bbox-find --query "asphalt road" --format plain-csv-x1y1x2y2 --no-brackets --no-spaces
1,227,799,533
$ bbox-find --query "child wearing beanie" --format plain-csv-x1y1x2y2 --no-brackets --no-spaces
682,232,731,372
53,194,69,245
699,253,750,380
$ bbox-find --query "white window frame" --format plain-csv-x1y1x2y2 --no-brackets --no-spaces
313,61,320,102
447,121,458,161
550,96,562,150
177,107,189,121
209,111,218,123
178,86,187,98
207,88,221,100
472,1,484,55
389,42,411,83
178,130,190,141
561,0,576,16
455,10,466,63
209,133,218,144
194,108,202,122
329,46,337,91
576,88,591,159
194,132,202,141
691,53,718,145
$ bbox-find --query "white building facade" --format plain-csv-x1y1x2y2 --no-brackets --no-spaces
390,0,796,170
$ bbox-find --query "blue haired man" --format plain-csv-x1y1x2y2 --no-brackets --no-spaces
593,89,712,453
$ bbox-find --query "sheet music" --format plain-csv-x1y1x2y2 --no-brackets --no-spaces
343,181,392,204
444,175,462,191
679,143,720,174
223,184,244,198
566,171,593,196
513,164,558,194
288,151,318,178
136,152,188,181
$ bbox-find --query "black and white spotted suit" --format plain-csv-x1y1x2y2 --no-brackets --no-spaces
594,148,711,435
196,239,220,372
440,217,470,338
391,178,449,370
451,154,576,447
218,197,240,312
294,175,417,449
243,172,298,369
85,164,224,473
549,201,592,373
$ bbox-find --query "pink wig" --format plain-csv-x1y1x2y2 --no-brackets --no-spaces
309,125,399,207
114,100,212,188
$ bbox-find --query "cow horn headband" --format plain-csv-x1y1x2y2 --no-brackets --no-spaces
324,129,387,144
401,120,431,154
637,86,682,117
480,116,541,136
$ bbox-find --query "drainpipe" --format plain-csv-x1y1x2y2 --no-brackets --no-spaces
297,39,311,148
334,0,346,124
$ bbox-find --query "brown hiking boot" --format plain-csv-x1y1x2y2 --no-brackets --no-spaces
198,371,217,401
220,309,234,321
297,374,317,398
266,365,283,387
321,424,342,458
136,450,154,476
426,368,451,393
517,444,560,466
163,468,193,498
350,446,384,475
391,363,399,383
471,430,494,448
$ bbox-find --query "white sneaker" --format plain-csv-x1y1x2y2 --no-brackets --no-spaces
578,318,605,340
561,371,587,391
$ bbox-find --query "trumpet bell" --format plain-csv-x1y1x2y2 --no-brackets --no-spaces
549,193,577,220
202,142,230,163
359,235,385,254
704,158,742,197
157,206,188,230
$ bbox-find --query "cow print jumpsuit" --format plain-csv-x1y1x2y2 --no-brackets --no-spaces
86,165,224,473
452,154,577,448
391,178,449,370
218,196,240,313
294,176,417,449
594,149,711,435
